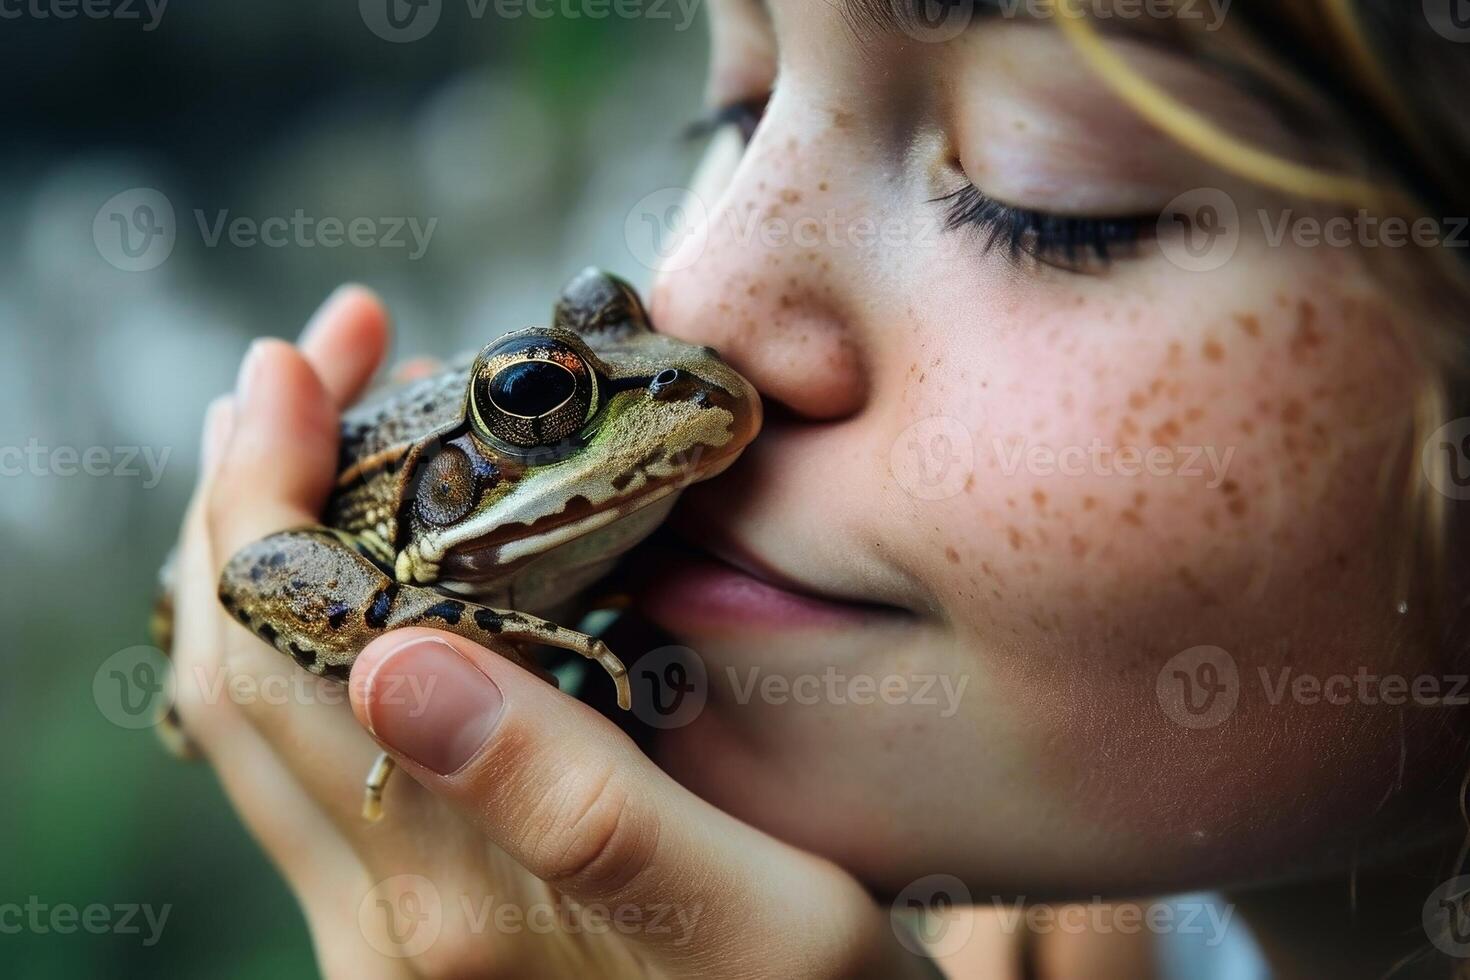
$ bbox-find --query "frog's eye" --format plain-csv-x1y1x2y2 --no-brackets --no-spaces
471,338,598,449
415,447,478,526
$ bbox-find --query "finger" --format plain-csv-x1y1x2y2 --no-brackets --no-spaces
349,629,910,977
298,284,391,409
208,339,339,560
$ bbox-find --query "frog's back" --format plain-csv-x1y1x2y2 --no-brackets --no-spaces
328,361,472,547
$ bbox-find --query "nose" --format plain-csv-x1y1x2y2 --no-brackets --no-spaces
646,108,869,421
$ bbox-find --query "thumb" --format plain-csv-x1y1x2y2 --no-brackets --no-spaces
348,628,911,978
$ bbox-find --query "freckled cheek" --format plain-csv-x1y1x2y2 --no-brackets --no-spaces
927,293,1415,631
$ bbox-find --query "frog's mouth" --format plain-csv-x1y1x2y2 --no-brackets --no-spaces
435,446,741,582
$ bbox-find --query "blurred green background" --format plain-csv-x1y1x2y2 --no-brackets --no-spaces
1,1,703,974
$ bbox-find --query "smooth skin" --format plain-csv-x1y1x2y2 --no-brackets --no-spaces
173,3,1465,977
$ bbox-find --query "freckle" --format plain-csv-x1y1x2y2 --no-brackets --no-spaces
781,189,801,205
1222,479,1240,495
1291,301,1323,358
717,301,731,313
1228,497,1249,517
1149,378,1165,396
945,546,960,564
1007,526,1024,550
831,111,853,130
1118,417,1140,438
1203,338,1225,363
1167,342,1183,366
1006,497,1017,508
1082,495,1097,511
1069,535,1090,557
1133,491,1147,508
1150,418,1181,443
965,474,975,492
1120,509,1143,527
1281,399,1304,425
1185,407,1204,422
819,181,830,192
1239,419,1256,435
1032,489,1047,509
1235,314,1261,338
1128,391,1148,410
1202,509,1219,530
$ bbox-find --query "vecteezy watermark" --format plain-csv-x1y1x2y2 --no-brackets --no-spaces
1424,0,1470,43
1425,876,1470,957
0,898,170,947
890,416,976,502
194,210,437,260
93,188,176,272
356,876,701,958
623,186,955,272
94,646,174,731
1422,417,1470,501
630,645,709,730
0,440,171,488
1156,645,1470,729
359,0,701,43
993,438,1235,489
0,0,168,30
989,895,1236,947
1158,187,1470,272
93,188,438,271
884,0,1231,44
727,666,970,718
891,875,975,957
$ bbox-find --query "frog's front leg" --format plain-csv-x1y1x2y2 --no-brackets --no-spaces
218,528,631,820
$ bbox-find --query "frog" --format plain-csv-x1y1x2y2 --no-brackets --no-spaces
154,268,762,821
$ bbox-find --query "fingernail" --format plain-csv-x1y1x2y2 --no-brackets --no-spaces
235,340,267,408
362,637,505,775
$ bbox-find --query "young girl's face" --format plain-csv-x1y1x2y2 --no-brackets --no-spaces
636,0,1455,898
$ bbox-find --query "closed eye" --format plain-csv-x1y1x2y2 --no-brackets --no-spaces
934,184,1158,272
685,95,769,146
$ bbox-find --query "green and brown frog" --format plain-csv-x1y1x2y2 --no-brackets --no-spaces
154,268,761,819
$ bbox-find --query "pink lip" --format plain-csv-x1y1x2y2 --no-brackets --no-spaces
635,544,880,632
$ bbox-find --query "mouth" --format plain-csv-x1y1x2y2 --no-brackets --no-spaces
438,446,741,579
633,521,905,632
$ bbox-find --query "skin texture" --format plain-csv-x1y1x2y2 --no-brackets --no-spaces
170,4,1467,978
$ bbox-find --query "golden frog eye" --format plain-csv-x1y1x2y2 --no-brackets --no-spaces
415,446,478,526
471,337,597,449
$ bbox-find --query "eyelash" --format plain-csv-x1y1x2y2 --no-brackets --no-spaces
689,98,1156,271
685,96,768,145
935,185,1155,270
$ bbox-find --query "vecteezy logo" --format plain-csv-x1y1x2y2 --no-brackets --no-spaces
1157,188,1239,272
624,187,709,273
890,874,974,957
1425,0,1470,42
1156,645,1239,729
630,645,708,730
1422,418,1470,501
889,416,975,501
93,188,176,272
892,0,975,43
1424,875,1470,957
360,0,442,42
358,875,443,958
93,645,173,730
